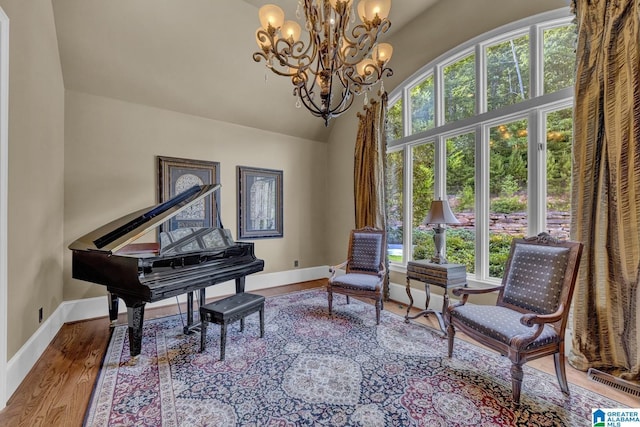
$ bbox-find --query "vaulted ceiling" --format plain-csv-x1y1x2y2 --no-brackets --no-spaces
51,0,438,141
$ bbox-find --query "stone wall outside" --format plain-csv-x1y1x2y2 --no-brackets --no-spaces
454,211,571,240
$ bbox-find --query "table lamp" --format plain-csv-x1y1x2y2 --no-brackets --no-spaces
423,198,460,264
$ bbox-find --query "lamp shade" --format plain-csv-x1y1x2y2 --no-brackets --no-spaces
259,4,285,30
356,58,376,77
364,0,391,21
356,0,367,22
281,20,301,42
373,43,393,64
423,199,460,225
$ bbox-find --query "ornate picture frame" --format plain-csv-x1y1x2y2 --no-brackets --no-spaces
237,166,283,239
157,156,220,233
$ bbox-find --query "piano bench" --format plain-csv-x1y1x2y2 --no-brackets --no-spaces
199,292,265,360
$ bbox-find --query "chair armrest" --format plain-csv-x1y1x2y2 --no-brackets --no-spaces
520,303,565,326
377,262,387,278
511,304,567,349
452,285,503,297
329,261,348,278
449,285,503,308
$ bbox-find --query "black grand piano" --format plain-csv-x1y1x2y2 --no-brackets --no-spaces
69,184,264,356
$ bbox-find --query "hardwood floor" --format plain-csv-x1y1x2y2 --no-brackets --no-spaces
0,279,635,426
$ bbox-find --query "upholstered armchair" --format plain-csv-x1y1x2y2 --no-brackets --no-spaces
328,227,386,324
447,232,583,403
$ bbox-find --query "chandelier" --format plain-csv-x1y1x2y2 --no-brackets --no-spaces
253,0,393,125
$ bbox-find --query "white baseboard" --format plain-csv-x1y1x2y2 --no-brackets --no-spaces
6,266,329,400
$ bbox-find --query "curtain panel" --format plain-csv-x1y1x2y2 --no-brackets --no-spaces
354,95,388,230
570,0,640,381
354,94,389,300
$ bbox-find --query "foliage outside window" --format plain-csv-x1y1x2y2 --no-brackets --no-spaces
385,11,575,282
543,26,576,94
489,118,528,277
410,75,434,134
445,132,476,273
486,34,529,111
386,151,404,263
386,100,403,141
545,108,572,231
411,143,435,261
444,53,475,123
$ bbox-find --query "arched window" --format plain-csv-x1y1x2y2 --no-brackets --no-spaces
385,9,575,283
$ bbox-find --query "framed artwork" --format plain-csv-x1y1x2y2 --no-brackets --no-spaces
157,156,220,233
237,166,283,239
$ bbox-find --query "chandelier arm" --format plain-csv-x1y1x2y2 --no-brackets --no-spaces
340,19,391,67
296,85,326,118
325,86,356,117
296,68,349,118
323,73,354,117
296,83,355,126
331,3,348,72
271,40,314,70
253,51,270,64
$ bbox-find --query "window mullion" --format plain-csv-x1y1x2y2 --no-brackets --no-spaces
434,64,444,128
476,44,486,115
528,110,545,235
435,135,446,198
402,87,411,137
404,146,413,261
476,124,490,279
531,23,543,98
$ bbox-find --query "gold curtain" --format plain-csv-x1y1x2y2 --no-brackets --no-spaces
354,94,389,299
570,0,640,381
354,94,388,230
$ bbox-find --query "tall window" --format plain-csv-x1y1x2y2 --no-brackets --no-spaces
385,10,575,282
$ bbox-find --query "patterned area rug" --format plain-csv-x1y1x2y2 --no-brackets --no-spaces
85,290,624,426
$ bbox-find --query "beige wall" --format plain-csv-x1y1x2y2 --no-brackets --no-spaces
325,0,569,276
63,91,328,301
0,0,65,358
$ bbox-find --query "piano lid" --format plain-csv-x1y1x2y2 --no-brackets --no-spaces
69,184,221,253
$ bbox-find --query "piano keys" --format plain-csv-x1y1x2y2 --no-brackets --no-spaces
69,184,264,356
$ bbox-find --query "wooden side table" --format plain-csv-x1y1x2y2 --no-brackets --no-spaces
405,260,467,336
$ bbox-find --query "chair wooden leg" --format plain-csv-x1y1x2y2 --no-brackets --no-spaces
328,290,333,315
510,363,524,404
375,298,381,325
447,323,455,357
554,351,570,394
346,295,351,304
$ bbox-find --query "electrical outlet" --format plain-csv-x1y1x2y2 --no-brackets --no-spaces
294,260,299,268
38,307,43,323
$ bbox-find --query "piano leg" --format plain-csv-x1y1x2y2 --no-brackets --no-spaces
126,302,146,357
185,291,194,335
108,292,119,327
235,276,246,293
183,289,207,335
